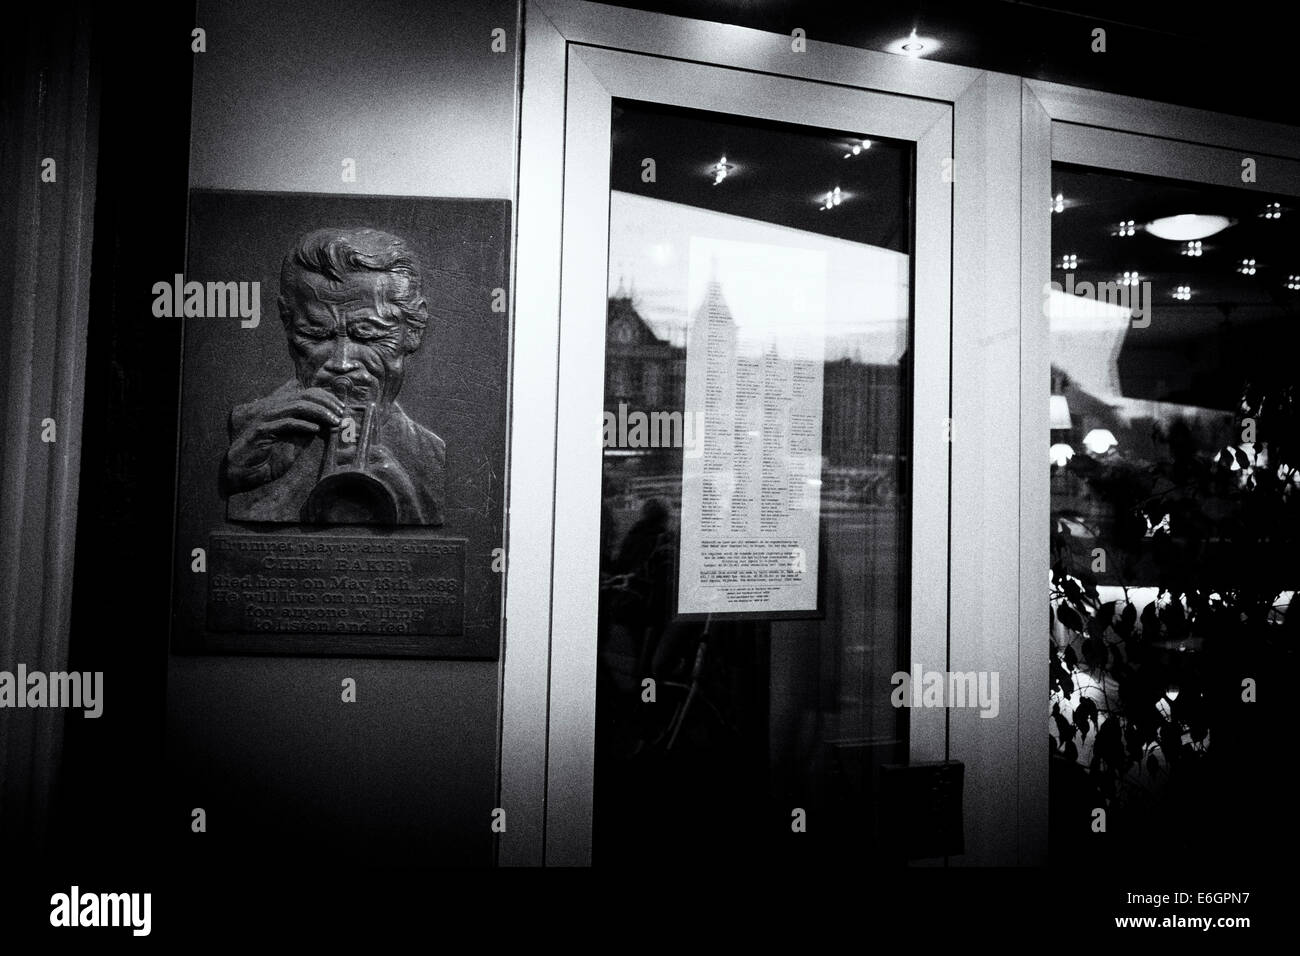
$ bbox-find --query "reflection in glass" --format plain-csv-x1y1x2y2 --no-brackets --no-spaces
594,101,915,865
1048,165,1299,866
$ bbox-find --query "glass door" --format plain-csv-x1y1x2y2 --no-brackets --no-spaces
597,99,915,866
545,46,952,865
1026,93,1300,870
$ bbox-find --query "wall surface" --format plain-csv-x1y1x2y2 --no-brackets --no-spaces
168,0,520,867
189,0,519,198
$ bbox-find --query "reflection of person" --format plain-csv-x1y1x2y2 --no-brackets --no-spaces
600,498,683,676
223,227,445,525
612,498,669,575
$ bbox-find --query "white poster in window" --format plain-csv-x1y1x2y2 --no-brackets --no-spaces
677,236,825,615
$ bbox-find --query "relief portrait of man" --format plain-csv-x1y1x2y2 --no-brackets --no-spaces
222,226,446,526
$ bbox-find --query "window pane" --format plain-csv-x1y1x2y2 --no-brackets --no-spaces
595,100,914,865
1048,165,1300,865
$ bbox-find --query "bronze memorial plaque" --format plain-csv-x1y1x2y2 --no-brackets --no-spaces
171,191,509,658
207,534,466,637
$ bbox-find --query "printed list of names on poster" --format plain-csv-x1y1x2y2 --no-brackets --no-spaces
677,237,825,615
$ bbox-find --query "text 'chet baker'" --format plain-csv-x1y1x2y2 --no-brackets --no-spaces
152,274,261,328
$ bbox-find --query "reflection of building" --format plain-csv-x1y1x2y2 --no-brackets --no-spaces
822,356,902,466
606,290,904,470
605,286,686,412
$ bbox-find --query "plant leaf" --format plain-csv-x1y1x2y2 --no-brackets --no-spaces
1057,604,1084,633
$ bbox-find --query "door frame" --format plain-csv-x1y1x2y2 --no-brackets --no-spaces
500,0,1030,866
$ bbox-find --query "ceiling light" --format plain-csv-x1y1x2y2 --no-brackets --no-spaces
1287,274,1300,291
1238,258,1257,275
1083,429,1118,455
1173,285,1191,300
843,138,872,158
1262,202,1283,220
1181,240,1202,257
1061,254,1078,269
889,30,941,57
1145,214,1233,241
1114,220,1136,238
1051,193,1065,214
710,156,734,186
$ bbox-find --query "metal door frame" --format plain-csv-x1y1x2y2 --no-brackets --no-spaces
500,0,1030,866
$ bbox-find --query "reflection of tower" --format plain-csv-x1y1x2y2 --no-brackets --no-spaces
688,279,738,365
688,279,739,453
689,256,736,350
688,277,747,531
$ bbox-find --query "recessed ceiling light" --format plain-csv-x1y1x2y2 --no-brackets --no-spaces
1145,214,1233,241
843,138,872,158
709,156,734,186
818,186,845,211
889,30,941,57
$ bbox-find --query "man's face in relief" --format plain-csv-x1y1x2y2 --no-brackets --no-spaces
283,269,424,407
